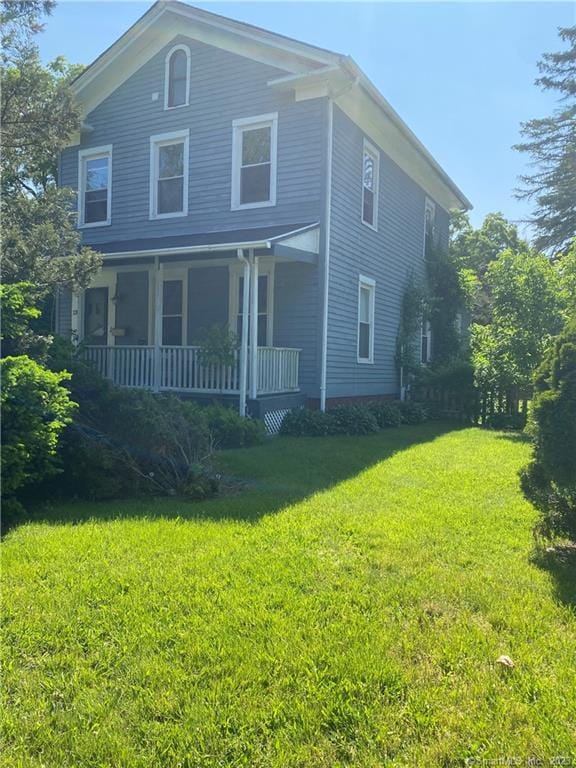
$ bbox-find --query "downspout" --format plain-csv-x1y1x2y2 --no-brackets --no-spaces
237,248,250,416
319,97,333,413
320,76,358,412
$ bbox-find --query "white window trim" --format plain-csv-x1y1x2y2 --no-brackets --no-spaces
424,197,437,255
80,270,117,345
361,138,379,231
357,275,376,364
161,267,188,346
77,145,112,229
149,129,189,220
164,44,191,111
231,113,278,211
228,262,275,346
420,318,432,364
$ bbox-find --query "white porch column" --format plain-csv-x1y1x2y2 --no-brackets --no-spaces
238,250,250,416
153,255,162,393
249,251,259,401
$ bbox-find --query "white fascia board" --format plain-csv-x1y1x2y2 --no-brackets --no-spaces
340,56,472,211
102,240,273,260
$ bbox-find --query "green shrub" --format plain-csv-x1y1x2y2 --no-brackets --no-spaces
520,317,576,540
329,404,379,435
368,401,402,428
485,412,527,431
280,408,335,437
397,401,429,425
1,355,75,498
203,405,265,449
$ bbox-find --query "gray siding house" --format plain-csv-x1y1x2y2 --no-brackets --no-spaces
57,0,471,425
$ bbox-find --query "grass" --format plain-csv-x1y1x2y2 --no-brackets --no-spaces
2,424,575,767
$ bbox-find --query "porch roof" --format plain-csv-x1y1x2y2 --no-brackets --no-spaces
98,223,320,264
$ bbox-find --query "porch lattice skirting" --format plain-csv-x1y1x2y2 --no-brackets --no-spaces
83,345,300,396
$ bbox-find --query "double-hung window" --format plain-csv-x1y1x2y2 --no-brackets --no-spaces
362,139,379,229
232,113,278,209
164,45,190,109
150,130,189,219
357,276,376,363
78,146,112,227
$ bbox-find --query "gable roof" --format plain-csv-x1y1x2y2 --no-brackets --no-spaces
70,0,471,211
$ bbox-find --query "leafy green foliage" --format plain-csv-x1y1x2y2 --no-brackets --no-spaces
0,355,75,500
203,405,266,449
280,408,336,437
520,316,576,540
450,212,529,324
471,250,566,393
413,359,479,421
514,26,576,254
425,242,465,366
281,402,426,437
397,401,429,425
396,274,426,376
329,404,379,435
367,402,402,428
196,325,238,368
0,283,47,358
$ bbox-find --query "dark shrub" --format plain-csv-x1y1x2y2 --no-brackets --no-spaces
412,359,479,421
280,407,335,437
485,412,527,431
203,404,265,448
329,404,379,435
397,401,429,425
520,317,576,541
368,401,402,428
1,356,75,502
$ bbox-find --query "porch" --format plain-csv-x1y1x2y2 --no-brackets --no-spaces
73,223,319,413
83,344,300,396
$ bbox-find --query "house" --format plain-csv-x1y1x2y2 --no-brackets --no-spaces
56,0,471,429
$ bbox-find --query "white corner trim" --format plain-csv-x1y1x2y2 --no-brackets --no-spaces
163,43,191,110
357,274,376,364
149,129,190,220
361,138,379,232
231,112,278,211
77,144,113,228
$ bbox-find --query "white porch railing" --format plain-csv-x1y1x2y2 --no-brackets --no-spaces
82,345,300,396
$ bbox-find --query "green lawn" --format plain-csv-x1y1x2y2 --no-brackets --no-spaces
2,424,575,767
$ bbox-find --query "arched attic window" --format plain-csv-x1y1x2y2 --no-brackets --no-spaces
165,45,190,109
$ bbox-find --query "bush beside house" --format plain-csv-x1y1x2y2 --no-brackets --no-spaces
520,317,576,541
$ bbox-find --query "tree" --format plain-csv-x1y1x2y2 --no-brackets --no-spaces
520,316,576,541
471,250,566,395
0,0,100,300
450,212,529,324
514,26,576,254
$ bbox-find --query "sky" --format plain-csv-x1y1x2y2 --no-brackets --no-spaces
37,1,576,235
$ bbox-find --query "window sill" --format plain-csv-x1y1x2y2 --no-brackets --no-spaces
231,200,276,211
149,211,187,220
357,357,374,365
163,102,189,111
79,221,111,229
361,218,378,232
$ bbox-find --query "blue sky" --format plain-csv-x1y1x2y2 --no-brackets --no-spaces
38,1,575,235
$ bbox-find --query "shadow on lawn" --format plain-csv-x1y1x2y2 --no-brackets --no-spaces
4,421,464,534
533,546,576,610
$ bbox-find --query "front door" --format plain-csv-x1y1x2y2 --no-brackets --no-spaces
84,287,109,345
